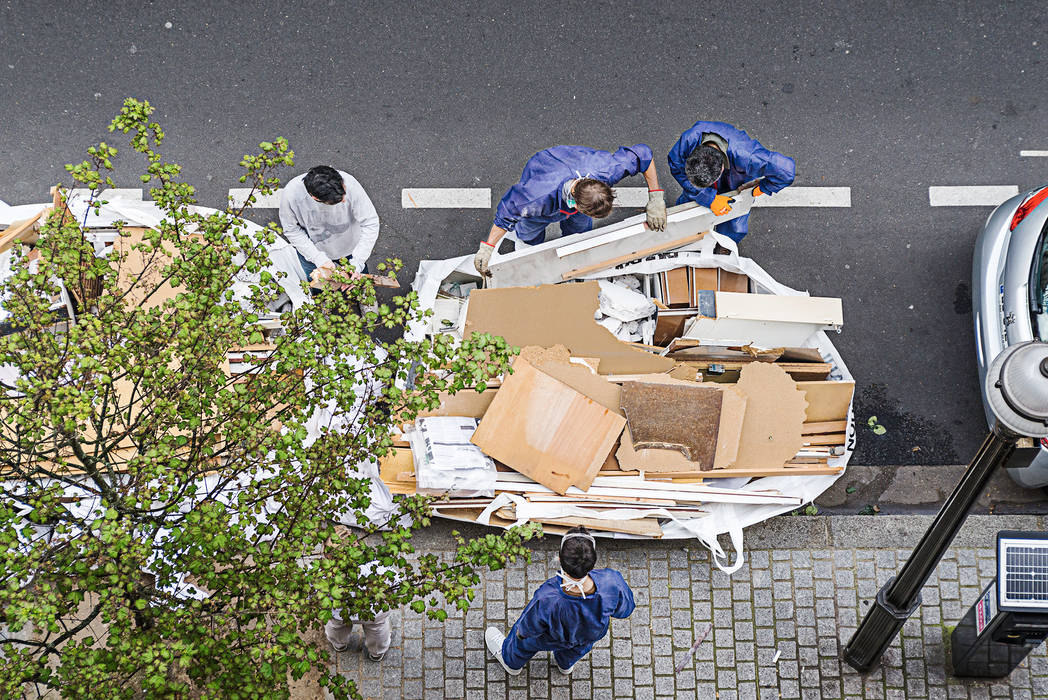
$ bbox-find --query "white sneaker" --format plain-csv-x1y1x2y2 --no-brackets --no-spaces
555,661,575,676
485,627,522,676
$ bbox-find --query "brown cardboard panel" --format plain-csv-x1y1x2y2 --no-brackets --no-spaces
620,382,722,465
797,381,855,423
519,345,621,414
718,270,750,293
714,387,747,469
418,388,499,418
464,282,674,375
661,267,691,308
112,227,182,310
653,310,696,346
733,363,808,469
667,364,699,381
471,358,626,494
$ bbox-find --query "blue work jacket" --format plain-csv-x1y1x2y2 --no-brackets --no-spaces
513,569,636,650
668,121,795,208
493,145,653,234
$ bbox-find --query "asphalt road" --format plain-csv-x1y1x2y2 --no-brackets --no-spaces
1,1,1046,466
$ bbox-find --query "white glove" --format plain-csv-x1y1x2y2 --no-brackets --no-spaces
474,241,494,277
646,190,667,231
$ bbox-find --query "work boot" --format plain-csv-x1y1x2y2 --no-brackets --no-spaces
365,649,385,662
485,627,522,676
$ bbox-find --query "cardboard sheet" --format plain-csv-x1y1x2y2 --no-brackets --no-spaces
615,386,746,472
471,357,626,495
518,345,621,414
418,388,499,418
464,282,674,375
797,381,855,423
732,363,808,469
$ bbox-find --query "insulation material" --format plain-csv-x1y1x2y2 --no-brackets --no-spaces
732,363,808,469
464,282,675,375
470,357,625,495
616,386,746,472
598,278,656,322
619,382,723,467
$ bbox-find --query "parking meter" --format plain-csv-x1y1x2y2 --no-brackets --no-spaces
951,530,1048,677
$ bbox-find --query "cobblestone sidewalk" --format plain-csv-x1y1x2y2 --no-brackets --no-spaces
319,514,1048,699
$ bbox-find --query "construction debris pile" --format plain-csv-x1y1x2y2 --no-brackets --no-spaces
386,263,853,543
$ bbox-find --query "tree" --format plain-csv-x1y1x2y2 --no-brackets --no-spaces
0,98,536,699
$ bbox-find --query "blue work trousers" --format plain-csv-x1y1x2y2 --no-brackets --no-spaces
500,619,597,671
514,211,593,245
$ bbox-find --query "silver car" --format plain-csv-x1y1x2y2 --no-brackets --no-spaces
973,184,1048,487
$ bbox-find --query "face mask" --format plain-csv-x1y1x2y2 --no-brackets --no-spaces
558,531,597,598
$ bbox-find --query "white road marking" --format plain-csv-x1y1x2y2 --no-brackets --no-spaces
611,187,651,207
401,188,491,208
751,186,851,207
228,188,283,208
614,186,852,208
1020,150,1048,157
928,186,1019,207
69,188,143,200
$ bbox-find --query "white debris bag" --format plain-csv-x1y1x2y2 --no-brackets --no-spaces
597,278,656,322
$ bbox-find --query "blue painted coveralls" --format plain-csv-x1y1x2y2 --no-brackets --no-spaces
668,121,795,243
494,145,654,245
501,569,636,670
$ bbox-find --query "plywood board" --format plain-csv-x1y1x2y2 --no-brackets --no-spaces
615,386,746,472
519,345,621,414
620,382,722,466
715,292,843,326
112,227,182,310
0,210,43,254
732,363,808,469
471,358,626,495
718,270,749,293
527,514,663,537
661,267,691,308
464,282,674,375
797,381,855,423
802,420,848,434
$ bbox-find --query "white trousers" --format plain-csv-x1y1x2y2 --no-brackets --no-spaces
324,609,392,655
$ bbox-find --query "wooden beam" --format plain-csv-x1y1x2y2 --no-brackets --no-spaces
561,231,708,281
0,210,44,254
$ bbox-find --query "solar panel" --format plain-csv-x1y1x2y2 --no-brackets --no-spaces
998,536,1048,609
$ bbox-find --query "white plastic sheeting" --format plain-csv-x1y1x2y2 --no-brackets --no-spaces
407,229,854,574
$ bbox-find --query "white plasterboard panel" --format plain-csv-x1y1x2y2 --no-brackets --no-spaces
715,292,843,326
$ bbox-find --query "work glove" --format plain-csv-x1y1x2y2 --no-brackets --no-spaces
310,261,337,283
645,189,666,231
711,194,734,216
752,184,764,197
474,240,495,277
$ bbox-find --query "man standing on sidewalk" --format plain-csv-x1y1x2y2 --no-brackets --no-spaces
485,527,635,675
325,608,392,662
279,165,380,283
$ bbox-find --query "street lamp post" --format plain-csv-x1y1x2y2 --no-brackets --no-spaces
843,341,1048,673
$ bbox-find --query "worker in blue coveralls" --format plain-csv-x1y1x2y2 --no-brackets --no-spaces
473,144,667,276
485,527,635,676
668,121,795,244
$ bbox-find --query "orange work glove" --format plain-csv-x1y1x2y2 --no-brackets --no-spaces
752,184,764,197
711,194,734,216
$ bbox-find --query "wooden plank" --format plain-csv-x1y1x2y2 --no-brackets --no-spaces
804,433,847,446
525,514,663,537
0,210,44,254
718,270,749,293
561,231,708,281
471,358,625,495
802,420,848,434
676,360,833,381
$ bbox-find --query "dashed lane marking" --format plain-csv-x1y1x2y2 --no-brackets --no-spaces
1020,150,1048,157
928,186,1019,207
401,188,491,208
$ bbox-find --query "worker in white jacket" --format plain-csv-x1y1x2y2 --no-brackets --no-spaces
279,165,380,283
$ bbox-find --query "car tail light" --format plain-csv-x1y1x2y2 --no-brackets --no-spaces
1042,437,1048,451
1011,186,1048,231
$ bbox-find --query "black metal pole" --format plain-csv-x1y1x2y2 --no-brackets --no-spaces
842,429,1017,673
